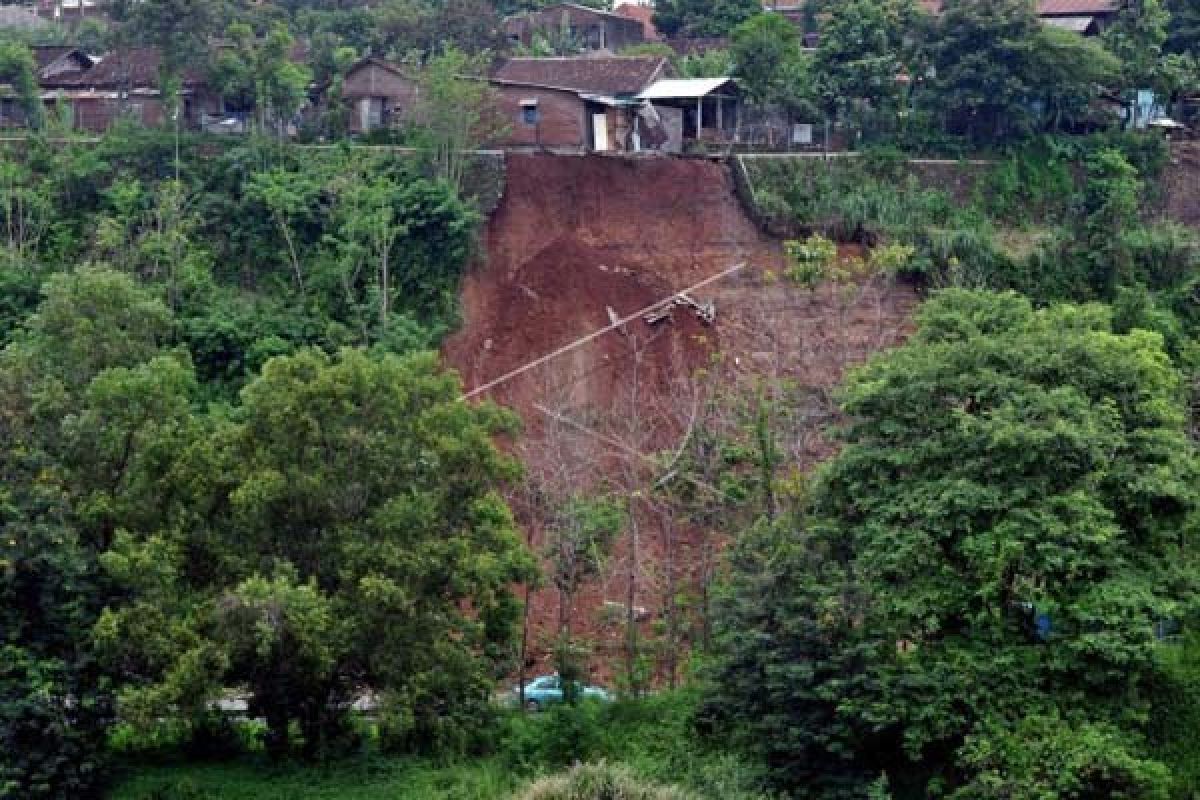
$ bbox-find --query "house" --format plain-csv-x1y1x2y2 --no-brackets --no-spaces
637,78,742,153
28,46,219,132
911,0,1122,33
614,4,662,42
1036,0,1122,35
504,3,646,53
340,58,421,135
36,0,108,24
770,0,1122,38
0,5,51,33
490,55,670,152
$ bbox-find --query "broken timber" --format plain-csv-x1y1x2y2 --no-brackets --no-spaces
645,293,716,326
462,262,745,401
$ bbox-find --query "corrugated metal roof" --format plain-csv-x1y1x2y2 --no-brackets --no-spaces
1044,14,1096,31
637,78,735,100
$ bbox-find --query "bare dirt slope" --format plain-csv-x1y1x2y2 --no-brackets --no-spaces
444,154,919,681
1164,141,1200,230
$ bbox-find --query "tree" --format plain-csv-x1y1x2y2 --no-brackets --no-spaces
731,14,817,120
1166,0,1200,55
811,0,919,134
1075,148,1143,298
653,0,762,39
246,166,323,293
122,0,221,85
1029,26,1121,133
546,495,624,640
710,290,1198,797
412,48,508,193
99,348,538,759
0,270,183,798
1104,0,1170,94
211,22,314,135
925,0,1043,142
324,166,477,341
0,42,42,130
373,0,506,59
0,152,51,261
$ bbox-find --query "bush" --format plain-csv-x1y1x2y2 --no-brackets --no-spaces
499,703,607,770
517,763,693,800
1148,637,1200,799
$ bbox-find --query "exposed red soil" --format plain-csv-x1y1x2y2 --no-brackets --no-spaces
1164,141,1200,231
444,154,920,683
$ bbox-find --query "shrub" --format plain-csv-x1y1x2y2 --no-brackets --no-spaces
784,234,838,287
1148,636,1200,799
517,762,693,800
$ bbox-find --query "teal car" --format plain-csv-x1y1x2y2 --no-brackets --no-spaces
514,674,612,710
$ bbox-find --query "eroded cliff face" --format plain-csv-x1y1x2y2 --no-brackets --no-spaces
1164,141,1200,231
444,154,918,680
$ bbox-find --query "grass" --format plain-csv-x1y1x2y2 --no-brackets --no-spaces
109,756,525,800
108,692,774,800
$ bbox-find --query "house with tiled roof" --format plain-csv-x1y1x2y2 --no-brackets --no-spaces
0,4,51,32
504,3,646,53
490,55,741,154
490,56,672,152
913,0,1122,33
10,45,222,133
768,0,1123,37
614,4,662,42
340,58,421,135
1036,0,1123,34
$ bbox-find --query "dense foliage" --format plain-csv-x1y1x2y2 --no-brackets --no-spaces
2,0,1200,795
709,290,1199,798
0,131,510,795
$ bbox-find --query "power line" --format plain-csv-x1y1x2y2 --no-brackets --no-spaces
462,262,746,400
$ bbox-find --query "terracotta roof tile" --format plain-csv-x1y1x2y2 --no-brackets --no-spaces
49,48,205,88
492,56,668,96
917,0,1121,14
615,4,661,41
1037,0,1120,13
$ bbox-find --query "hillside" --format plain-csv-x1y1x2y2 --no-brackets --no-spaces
445,154,919,678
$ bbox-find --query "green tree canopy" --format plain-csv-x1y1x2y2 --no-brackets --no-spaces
924,0,1043,142
98,347,538,759
731,14,817,119
0,42,42,130
653,0,762,39
710,290,1199,797
811,0,920,131
1167,0,1200,54
0,269,183,798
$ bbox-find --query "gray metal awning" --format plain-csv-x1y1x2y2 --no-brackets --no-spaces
637,78,737,101
1044,15,1095,32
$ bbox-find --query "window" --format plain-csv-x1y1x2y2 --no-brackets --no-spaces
520,98,539,126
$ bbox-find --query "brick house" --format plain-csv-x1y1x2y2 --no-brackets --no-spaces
614,4,662,42
490,56,671,152
773,0,1123,37
340,58,422,135
1035,0,1123,34
29,46,219,133
504,3,645,53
